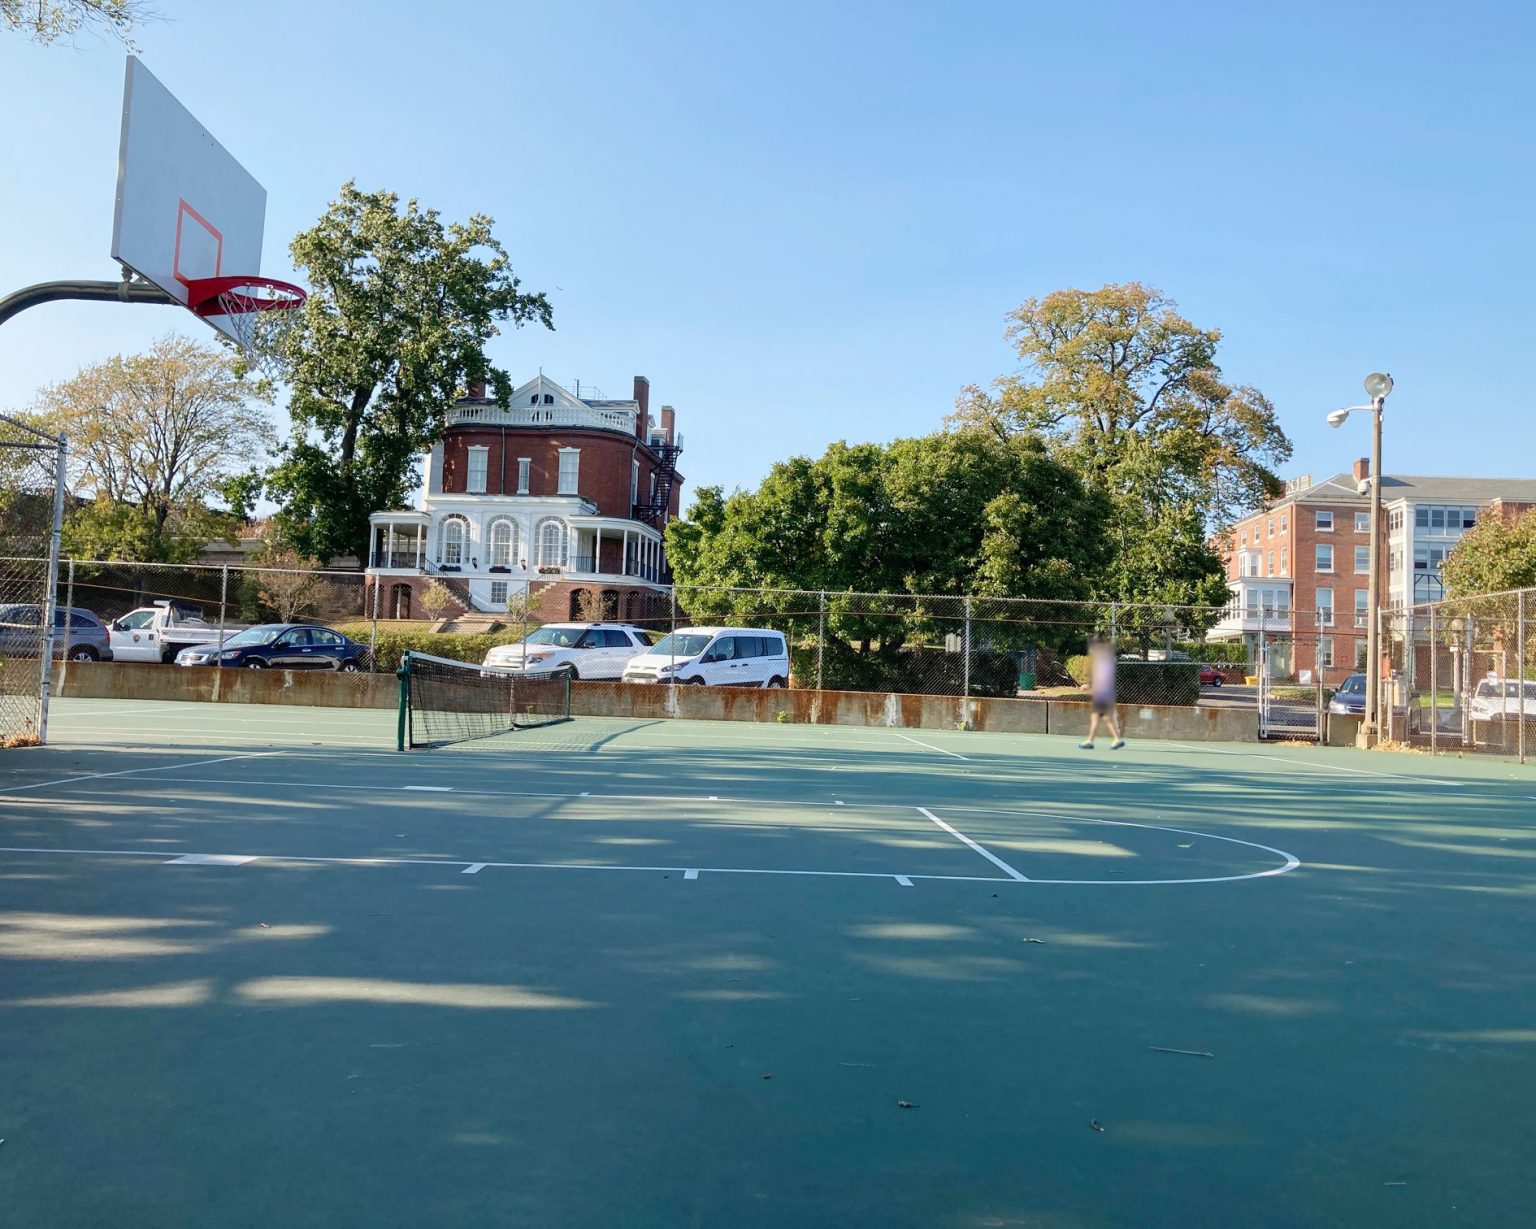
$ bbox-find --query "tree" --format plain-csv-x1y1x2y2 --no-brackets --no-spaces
265,183,553,564
1443,509,1536,598
31,334,272,562
255,550,327,623
2,0,153,45
950,283,1290,606
419,580,455,623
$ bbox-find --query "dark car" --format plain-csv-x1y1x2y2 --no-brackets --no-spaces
0,604,113,662
187,623,368,671
1328,672,1366,716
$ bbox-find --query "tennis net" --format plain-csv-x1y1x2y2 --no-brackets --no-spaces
399,651,573,749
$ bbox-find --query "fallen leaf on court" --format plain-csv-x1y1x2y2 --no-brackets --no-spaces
897,1100,918,1109
1177,843,1194,849
1149,1046,1214,1058
762,1073,772,1080
1090,1119,1105,1133
1022,937,1045,944
259,923,271,929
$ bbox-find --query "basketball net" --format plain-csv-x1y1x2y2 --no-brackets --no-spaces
187,276,307,380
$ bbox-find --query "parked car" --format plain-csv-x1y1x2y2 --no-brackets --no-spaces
175,623,368,671
0,604,113,661
623,627,790,687
1328,672,1366,716
482,623,657,680
1469,676,1536,725
110,600,236,664
1198,665,1225,687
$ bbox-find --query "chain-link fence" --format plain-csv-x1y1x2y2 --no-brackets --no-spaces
0,416,65,746
1384,588,1533,761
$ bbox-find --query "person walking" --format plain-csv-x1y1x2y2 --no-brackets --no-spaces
1079,636,1125,750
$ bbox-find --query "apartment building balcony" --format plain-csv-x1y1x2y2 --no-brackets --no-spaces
1208,609,1296,639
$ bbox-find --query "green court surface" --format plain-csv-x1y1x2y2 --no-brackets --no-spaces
2,698,1534,1227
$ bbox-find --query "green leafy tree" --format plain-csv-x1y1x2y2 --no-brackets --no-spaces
265,183,553,564
2,0,153,45
950,282,1289,607
1442,509,1536,597
31,334,272,562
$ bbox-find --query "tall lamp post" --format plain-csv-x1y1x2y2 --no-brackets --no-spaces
1327,372,1394,745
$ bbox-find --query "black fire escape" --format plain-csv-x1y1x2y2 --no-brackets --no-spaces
632,437,684,530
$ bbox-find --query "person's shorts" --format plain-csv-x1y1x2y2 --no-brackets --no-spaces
1091,699,1112,717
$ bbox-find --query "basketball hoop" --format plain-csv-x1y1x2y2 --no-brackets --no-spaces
186,276,306,379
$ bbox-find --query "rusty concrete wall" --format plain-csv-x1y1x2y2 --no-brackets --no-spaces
51,663,1255,741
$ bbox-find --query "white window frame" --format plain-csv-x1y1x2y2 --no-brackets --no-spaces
557,448,580,496
1316,543,1334,573
489,581,509,605
1316,586,1334,627
1318,636,1334,669
1279,546,1288,574
1354,589,1368,627
438,516,468,567
517,457,531,495
1354,511,1370,532
631,460,640,506
535,517,568,568
488,518,517,568
465,446,489,495
1316,510,1334,532
1354,545,1370,574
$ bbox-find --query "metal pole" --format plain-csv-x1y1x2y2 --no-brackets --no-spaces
1363,400,1384,744
36,437,67,745
962,595,972,698
60,557,76,667
816,590,826,692
1519,590,1527,765
218,565,229,651
370,574,381,665
1109,600,1117,648
522,579,531,647
1429,605,1438,756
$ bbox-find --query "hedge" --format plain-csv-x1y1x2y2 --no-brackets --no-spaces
335,623,527,673
788,641,1021,697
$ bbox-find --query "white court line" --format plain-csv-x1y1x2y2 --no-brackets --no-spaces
0,750,281,795
462,863,486,874
684,869,699,880
917,806,1028,880
892,732,970,760
166,853,257,866
894,875,913,887
404,785,453,792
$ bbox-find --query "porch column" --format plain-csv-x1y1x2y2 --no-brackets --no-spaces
595,527,603,576
386,524,395,568
415,526,423,569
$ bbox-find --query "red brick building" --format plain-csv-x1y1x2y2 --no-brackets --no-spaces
367,374,684,624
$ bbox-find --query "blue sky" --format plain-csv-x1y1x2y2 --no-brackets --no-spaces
2,1,1533,505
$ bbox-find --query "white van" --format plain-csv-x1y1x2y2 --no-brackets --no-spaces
622,626,790,688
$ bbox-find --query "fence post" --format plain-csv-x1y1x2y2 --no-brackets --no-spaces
60,557,76,668
36,436,66,746
521,579,531,647
1428,605,1438,755
1520,590,1527,765
962,595,972,698
218,565,229,651
369,574,381,664
1109,601,1117,647
816,590,826,692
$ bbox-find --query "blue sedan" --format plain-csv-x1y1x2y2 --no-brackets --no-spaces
176,623,369,671
1328,672,1366,716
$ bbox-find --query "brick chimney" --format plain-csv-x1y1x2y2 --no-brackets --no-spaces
633,375,650,439
1352,457,1370,482
467,379,486,399
660,405,676,444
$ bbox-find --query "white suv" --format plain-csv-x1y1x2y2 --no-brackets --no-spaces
1469,677,1536,724
623,627,790,687
482,623,655,680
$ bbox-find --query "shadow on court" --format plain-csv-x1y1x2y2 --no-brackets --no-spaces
0,699,1533,1227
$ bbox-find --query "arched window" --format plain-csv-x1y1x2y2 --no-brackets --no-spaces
535,517,568,568
488,519,518,568
438,516,468,566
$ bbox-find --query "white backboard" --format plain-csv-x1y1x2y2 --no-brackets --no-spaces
111,56,267,341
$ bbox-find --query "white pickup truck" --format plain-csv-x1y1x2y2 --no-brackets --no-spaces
109,601,238,664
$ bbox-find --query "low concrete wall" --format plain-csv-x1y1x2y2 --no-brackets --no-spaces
1045,697,1258,742
53,661,397,710
51,663,1256,742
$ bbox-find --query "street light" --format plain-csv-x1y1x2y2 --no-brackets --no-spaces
1327,371,1393,745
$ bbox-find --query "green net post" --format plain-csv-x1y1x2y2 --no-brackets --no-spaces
396,652,411,751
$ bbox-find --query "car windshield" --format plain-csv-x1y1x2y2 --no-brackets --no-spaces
116,610,156,630
649,633,713,657
224,625,284,647
1338,675,1365,695
525,626,585,648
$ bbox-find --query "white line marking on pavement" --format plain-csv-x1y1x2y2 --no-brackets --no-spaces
894,875,913,887
893,732,970,760
917,806,1028,880
684,869,699,880
462,863,486,874
0,751,282,795
165,853,257,866
403,785,453,792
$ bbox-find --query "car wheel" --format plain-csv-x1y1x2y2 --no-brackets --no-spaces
561,664,579,681
68,645,99,662
339,659,360,673
244,660,265,669
687,677,706,685
1211,677,1222,687
766,676,786,689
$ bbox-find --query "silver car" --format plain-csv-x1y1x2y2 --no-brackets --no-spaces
0,604,114,662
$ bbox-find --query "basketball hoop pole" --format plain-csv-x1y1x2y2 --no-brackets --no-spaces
0,277,180,328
